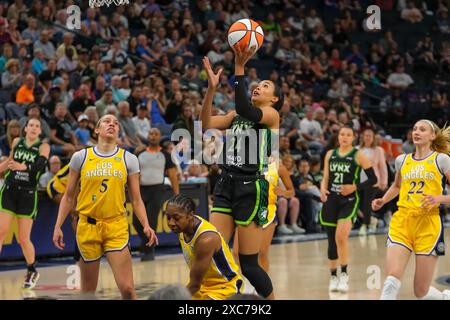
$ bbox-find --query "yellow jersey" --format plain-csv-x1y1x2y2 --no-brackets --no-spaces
397,152,444,213
180,216,242,287
76,147,128,220
48,164,70,194
265,161,279,207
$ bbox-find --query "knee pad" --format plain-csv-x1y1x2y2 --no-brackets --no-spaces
239,253,273,298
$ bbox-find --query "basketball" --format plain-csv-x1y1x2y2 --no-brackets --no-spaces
227,18,264,52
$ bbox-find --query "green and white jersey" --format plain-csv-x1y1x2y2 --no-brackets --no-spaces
328,147,361,194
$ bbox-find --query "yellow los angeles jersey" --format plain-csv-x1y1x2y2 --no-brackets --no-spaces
180,216,242,288
76,147,128,220
398,152,444,212
265,161,279,207
49,164,70,194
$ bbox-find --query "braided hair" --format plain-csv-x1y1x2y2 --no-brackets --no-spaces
165,194,196,214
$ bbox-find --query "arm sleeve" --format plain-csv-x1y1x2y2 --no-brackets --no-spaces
234,75,263,122
437,153,450,174
69,149,87,172
125,151,140,175
28,155,48,175
356,167,378,191
395,154,407,172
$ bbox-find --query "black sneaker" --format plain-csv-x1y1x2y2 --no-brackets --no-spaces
141,246,155,261
22,271,40,290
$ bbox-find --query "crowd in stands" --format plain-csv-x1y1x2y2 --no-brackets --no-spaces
0,0,449,235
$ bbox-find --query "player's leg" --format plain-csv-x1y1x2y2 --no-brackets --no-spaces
0,212,14,253
335,219,352,292
78,259,101,294
210,213,235,242
379,245,411,299
326,226,339,292
17,217,40,289
106,249,136,300
259,223,276,273
413,255,447,299
237,223,274,299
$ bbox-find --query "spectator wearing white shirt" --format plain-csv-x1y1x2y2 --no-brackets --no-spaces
300,107,325,155
387,65,414,89
38,155,61,189
305,9,323,30
207,39,224,65
34,30,56,60
132,105,151,144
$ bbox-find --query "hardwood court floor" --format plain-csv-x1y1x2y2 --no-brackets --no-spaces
1,233,450,300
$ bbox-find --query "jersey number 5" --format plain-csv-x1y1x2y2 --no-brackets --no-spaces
408,181,424,194
100,179,109,193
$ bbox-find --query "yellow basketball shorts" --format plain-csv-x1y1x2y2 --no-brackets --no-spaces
262,204,278,229
76,214,130,262
388,208,445,256
192,277,244,300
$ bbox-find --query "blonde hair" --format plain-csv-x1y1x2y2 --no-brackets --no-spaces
359,128,378,149
420,120,450,154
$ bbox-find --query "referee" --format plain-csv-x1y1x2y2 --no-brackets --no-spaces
135,128,179,261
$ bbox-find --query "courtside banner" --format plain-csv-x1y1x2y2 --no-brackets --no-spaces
0,183,209,260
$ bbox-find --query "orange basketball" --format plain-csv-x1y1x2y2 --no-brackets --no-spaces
227,18,264,52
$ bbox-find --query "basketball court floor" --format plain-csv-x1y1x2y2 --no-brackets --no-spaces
1,231,450,300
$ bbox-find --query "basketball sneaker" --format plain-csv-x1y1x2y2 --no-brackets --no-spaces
290,224,306,234
358,225,367,236
329,276,339,292
338,272,349,293
277,224,294,235
22,270,40,290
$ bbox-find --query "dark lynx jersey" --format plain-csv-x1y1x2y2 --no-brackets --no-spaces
5,138,43,189
328,147,361,193
221,115,272,175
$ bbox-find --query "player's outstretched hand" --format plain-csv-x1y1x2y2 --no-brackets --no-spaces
233,45,256,67
53,227,65,250
202,56,223,89
144,225,159,247
372,198,384,211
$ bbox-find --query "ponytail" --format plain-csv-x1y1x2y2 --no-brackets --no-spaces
430,122,450,154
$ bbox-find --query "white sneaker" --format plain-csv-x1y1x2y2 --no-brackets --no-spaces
277,224,294,235
358,225,367,236
329,276,339,292
338,272,349,293
289,224,306,234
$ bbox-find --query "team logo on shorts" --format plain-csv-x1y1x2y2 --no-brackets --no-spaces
258,207,268,224
92,195,97,201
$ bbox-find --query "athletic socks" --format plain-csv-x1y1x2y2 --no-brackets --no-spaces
419,286,450,300
27,262,37,273
330,268,337,277
380,275,401,300
341,265,347,274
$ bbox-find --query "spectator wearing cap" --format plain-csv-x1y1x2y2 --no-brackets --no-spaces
0,17,12,46
56,32,78,61
39,155,61,189
69,84,95,120
0,43,13,73
57,47,78,73
117,101,142,152
32,48,47,75
181,63,203,93
95,87,115,117
132,105,151,144
33,30,56,62
2,58,21,90
19,103,51,140
41,85,62,121
75,114,94,147
49,102,77,157
104,38,131,71
22,17,40,44
207,38,224,65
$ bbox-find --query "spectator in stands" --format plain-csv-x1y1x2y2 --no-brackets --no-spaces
32,48,47,75
0,17,12,46
172,103,195,139
400,0,424,23
0,120,20,156
21,17,40,44
0,42,13,73
105,37,131,72
280,135,291,156
57,47,78,73
380,88,406,123
300,107,325,155
305,8,323,31
34,29,56,61
402,129,415,153
117,100,142,152
95,88,115,117
436,8,450,34
387,64,414,90
136,34,157,65
19,103,50,141
69,84,94,120
2,58,21,90
132,105,151,144
39,155,61,189
49,102,77,157
165,90,183,124
4,73,35,120
181,63,203,93
278,154,304,235
56,32,77,60
280,99,300,145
